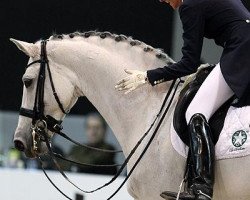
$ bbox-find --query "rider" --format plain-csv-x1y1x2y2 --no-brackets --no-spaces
115,0,250,199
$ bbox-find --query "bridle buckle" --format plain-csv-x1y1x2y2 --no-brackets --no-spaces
53,123,63,132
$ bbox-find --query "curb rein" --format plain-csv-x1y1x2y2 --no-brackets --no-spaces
19,40,181,200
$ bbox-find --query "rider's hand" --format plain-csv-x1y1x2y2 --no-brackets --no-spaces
115,69,148,94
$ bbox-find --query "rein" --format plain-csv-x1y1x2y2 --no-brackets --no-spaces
20,40,181,199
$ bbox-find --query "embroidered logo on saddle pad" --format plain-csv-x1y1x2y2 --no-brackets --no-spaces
232,130,247,148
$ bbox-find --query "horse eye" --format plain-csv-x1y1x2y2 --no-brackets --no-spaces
23,78,33,88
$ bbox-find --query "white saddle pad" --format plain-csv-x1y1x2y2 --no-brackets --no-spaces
171,106,250,160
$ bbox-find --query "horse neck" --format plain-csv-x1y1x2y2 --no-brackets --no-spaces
50,37,174,156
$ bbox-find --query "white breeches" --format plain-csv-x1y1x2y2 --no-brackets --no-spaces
186,63,234,123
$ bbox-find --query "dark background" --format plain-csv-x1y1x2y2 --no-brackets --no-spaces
0,0,249,114
0,0,173,114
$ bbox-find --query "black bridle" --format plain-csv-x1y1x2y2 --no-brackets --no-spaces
20,40,121,153
19,40,182,199
20,40,65,148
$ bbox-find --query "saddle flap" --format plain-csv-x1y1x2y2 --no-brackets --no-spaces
172,64,233,145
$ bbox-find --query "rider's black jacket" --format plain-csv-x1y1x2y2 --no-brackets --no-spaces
147,0,250,107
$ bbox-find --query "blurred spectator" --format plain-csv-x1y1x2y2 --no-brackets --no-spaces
0,148,4,167
3,147,25,168
68,113,117,175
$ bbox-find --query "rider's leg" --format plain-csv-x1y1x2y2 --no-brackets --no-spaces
185,64,233,200
161,64,234,200
185,63,234,123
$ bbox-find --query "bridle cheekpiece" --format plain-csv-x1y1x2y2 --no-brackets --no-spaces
19,40,66,152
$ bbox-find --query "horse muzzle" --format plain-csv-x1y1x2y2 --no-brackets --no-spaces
14,130,48,158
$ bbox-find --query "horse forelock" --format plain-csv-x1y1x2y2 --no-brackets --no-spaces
46,31,175,65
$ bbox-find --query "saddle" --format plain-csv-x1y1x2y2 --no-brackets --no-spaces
173,64,234,146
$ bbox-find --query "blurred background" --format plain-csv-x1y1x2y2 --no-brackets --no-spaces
0,0,249,199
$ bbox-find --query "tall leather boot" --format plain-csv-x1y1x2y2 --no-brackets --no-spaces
161,113,215,200
188,113,215,200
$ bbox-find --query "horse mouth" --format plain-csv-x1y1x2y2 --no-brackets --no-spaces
25,149,37,158
14,138,48,158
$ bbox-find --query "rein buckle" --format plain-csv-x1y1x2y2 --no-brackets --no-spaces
53,123,63,132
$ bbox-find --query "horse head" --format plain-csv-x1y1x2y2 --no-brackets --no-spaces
11,39,81,158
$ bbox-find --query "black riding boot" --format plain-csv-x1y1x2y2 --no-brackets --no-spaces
161,113,215,200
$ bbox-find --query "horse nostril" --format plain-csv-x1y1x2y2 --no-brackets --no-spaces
14,140,25,152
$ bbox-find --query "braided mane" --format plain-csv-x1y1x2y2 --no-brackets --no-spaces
49,31,174,64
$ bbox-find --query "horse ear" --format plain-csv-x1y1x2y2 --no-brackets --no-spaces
10,38,39,58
